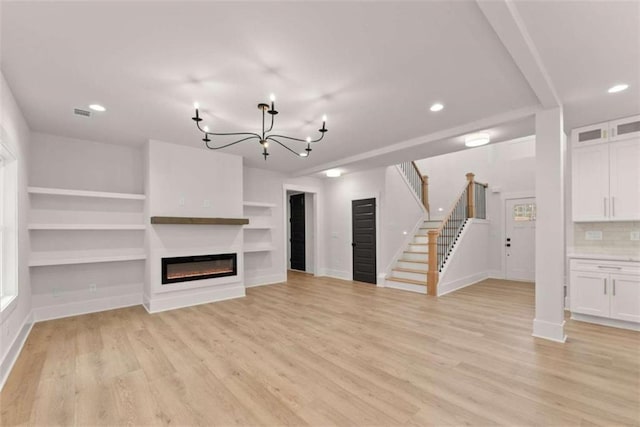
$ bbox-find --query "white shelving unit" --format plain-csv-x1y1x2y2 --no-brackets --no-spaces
243,201,276,253
29,186,146,267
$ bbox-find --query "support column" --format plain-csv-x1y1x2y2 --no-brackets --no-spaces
533,107,567,343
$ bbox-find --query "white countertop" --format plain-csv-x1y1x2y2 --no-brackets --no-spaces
567,250,640,263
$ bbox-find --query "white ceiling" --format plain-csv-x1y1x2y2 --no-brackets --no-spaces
1,1,638,175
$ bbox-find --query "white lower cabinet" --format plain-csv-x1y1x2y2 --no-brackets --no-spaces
570,259,640,328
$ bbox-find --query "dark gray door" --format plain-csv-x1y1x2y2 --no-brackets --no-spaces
352,198,376,284
289,193,306,271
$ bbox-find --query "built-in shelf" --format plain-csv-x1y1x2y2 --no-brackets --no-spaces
243,245,276,253
151,216,249,225
29,252,147,267
28,186,146,200
28,224,146,230
244,225,275,230
243,201,277,208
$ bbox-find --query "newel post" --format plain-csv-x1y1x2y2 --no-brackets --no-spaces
427,229,439,296
466,172,475,219
421,175,429,215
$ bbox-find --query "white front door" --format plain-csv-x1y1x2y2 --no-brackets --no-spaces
505,198,536,281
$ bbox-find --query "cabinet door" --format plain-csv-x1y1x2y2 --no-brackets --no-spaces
609,140,640,221
610,274,640,322
570,271,610,317
610,115,640,142
571,122,609,147
572,145,610,221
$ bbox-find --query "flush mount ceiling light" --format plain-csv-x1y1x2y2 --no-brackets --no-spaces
430,103,444,112
192,95,328,161
325,169,341,178
608,83,629,93
464,132,491,147
89,104,106,112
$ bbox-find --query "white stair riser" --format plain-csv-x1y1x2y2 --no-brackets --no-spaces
413,235,428,244
408,244,428,252
403,252,428,262
393,270,427,282
385,280,427,294
423,221,441,228
397,260,428,269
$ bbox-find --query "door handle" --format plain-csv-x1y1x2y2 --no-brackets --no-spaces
604,278,607,295
505,244,511,247
613,279,616,296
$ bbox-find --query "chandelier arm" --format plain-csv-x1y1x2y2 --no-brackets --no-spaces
267,130,325,144
205,135,261,150
196,121,261,139
266,113,275,133
268,137,307,157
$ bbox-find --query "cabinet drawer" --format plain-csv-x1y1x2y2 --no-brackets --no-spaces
570,259,640,275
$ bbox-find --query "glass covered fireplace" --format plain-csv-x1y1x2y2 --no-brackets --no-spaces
161,253,237,285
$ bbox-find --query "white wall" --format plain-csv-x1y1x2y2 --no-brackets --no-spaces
145,140,245,312
322,165,424,282
243,166,325,285
0,71,32,388
28,133,145,319
415,136,536,277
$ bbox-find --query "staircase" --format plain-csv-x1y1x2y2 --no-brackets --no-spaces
385,220,441,294
388,164,487,296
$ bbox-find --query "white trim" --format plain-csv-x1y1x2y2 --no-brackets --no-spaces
385,280,427,294
532,318,567,343
0,311,33,391
27,186,145,200
322,269,352,281
570,313,640,332
437,271,490,296
282,184,321,278
32,292,143,322
244,273,287,288
143,283,245,314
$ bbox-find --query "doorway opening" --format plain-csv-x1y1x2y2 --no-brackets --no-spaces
286,190,316,274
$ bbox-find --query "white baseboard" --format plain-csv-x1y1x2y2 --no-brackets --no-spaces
144,283,245,313
437,271,489,296
33,292,143,322
245,273,287,288
532,318,567,343
571,313,640,331
487,269,504,279
322,269,352,281
0,312,34,391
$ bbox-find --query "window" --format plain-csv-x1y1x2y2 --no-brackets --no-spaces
0,141,18,312
513,203,536,222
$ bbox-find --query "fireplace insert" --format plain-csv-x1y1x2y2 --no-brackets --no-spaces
161,253,237,284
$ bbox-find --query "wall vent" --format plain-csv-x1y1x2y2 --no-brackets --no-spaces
73,108,91,117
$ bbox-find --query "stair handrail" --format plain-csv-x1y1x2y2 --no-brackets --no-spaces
398,161,430,217
426,173,487,296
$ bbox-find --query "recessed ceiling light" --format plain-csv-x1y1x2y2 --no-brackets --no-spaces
430,103,444,112
89,104,106,112
465,132,491,147
608,84,629,93
325,169,341,178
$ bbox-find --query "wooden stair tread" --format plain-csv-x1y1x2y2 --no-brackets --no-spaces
386,276,427,286
398,259,428,264
404,250,428,254
392,267,428,274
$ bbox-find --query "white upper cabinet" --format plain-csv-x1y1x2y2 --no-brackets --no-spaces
572,145,610,222
571,115,640,222
609,140,640,221
571,121,609,147
609,115,640,142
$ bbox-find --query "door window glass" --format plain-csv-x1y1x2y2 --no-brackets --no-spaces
513,203,536,221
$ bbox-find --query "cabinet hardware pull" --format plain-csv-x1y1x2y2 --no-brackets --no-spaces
604,278,607,295
613,279,616,296
597,266,622,270
612,197,615,217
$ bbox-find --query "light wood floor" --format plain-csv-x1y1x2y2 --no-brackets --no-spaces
1,273,639,426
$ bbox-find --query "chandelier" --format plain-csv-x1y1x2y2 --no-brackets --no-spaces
191,95,327,160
